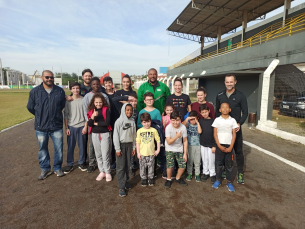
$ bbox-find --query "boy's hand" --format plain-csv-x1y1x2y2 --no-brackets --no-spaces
82,127,87,135
175,130,182,138
212,147,216,153
132,150,135,156
116,151,122,157
219,145,226,152
195,117,199,124
65,95,73,101
137,153,141,160
66,129,70,136
183,153,187,163
225,147,233,153
153,150,159,156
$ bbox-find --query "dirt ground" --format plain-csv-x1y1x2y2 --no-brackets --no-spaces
1,120,305,229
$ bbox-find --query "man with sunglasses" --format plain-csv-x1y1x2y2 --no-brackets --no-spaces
27,70,66,180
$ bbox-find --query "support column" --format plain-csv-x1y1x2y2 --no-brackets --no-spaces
283,0,291,26
217,26,221,53
241,10,248,42
200,36,204,55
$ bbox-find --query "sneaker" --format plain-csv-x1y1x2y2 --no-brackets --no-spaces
141,179,148,187
171,171,177,179
106,173,112,182
227,182,235,192
186,174,192,181
125,182,131,190
164,180,171,188
64,166,73,174
237,173,245,184
162,171,167,179
195,175,201,182
222,170,226,179
119,189,126,197
201,174,209,182
210,176,216,183
87,165,95,173
78,164,87,172
96,172,106,181
38,170,52,180
176,178,188,186
54,169,65,177
212,180,221,189
148,179,155,186
110,162,116,170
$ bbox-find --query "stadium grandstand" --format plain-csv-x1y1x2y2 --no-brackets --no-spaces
166,0,305,143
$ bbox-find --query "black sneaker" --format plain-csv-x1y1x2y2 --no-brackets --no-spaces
210,176,216,183
201,174,209,182
78,164,87,172
141,179,148,187
148,179,155,186
87,165,95,173
162,171,167,179
164,180,171,188
176,178,188,186
64,166,73,174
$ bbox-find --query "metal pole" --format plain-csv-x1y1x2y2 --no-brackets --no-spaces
0,58,2,86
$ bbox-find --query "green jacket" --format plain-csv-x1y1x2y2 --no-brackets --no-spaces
137,81,171,114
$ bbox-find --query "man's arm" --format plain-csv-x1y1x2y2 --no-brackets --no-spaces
239,93,248,126
137,86,145,111
26,90,35,115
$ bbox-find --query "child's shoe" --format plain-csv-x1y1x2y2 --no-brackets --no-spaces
148,179,155,186
227,182,235,192
186,174,192,181
125,182,131,190
119,189,126,197
141,179,148,187
195,175,201,182
164,180,171,188
162,171,167,179
237,173,244,184
176,178,188,186
64,166,73,174
96,172,106,181
212,180,221,189
201,174,209,182
210,176,216,183
222,170,226,179
110,162,116,170
105,173,112,182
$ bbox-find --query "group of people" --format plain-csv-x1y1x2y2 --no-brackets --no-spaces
27,67,248,197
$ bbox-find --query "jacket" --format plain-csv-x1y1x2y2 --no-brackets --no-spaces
215,89,248,125
151,120,165,145
27,83,66,131
113,103,137,152
137,81,171,114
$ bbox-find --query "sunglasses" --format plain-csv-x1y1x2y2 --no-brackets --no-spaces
45,76,54,80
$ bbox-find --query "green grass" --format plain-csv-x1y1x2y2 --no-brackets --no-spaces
0,89,71,131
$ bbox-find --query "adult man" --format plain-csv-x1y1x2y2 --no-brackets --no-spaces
27,70,66,180
215,74,248,184
137,68,171,114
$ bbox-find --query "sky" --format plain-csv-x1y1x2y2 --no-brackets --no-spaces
0,0,304,76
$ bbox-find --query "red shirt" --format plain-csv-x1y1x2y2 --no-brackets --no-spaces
191,101,215,119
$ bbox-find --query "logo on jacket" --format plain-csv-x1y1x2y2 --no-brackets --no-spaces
123,123,132,130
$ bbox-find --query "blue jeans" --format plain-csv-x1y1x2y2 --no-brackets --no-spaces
67,126,86,166
35,129,63,171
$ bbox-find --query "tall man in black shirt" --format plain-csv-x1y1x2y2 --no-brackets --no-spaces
215,74,248,184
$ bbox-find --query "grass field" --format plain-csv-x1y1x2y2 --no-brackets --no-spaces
0,89,71,131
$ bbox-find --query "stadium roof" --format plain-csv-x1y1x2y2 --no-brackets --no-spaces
167,0,293,39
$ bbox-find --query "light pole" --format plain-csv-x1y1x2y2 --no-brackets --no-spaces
0,58,3,86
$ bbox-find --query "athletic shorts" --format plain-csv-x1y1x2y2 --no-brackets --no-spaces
166,151,186,169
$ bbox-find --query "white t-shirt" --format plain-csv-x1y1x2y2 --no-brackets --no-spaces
165,123,187,152
212,116,239,145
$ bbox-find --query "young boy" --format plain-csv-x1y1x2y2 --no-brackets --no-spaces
64,82,88,174
199,104,216,183
113,103,137,197
212,103,238,192
164,110,188,188
182,111,202,182
137,92,161,128
136,113,160,187
191,87,215,119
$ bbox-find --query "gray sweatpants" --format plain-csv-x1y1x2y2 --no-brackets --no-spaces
139,155,155,180
187,145,201,175
116,142,133,189
92,132,111,174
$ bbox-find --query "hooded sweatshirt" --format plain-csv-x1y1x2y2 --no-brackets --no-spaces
113,103,137,153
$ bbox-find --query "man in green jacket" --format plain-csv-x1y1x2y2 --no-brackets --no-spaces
137,68,171,114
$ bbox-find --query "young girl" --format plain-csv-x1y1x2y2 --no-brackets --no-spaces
162,104,174,129
191,87,215,119
87,94,112,182
114,74,135,97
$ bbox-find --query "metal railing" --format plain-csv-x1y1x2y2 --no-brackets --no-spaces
168,12,305,70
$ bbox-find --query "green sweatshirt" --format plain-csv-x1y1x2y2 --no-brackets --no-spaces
136,81,171,114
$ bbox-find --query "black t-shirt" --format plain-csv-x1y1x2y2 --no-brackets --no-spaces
199,119,216,148
114,89,135,97
166,93,191,121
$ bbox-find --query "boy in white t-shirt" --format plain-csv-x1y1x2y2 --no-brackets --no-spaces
212,103,238,192
164,111,188,188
